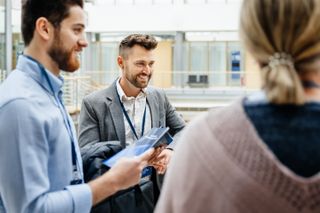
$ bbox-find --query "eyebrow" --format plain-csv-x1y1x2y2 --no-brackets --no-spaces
73,23,85,29
135,60,155,64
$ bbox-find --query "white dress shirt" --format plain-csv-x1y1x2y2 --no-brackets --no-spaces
116,79,152,146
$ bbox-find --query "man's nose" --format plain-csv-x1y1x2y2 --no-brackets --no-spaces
79,38,88,48
143,64,152,73
78,33,88,48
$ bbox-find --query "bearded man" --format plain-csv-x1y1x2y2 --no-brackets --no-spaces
0,2,154,212
78,34,186,210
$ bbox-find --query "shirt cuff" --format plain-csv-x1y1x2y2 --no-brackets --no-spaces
65,184,92,213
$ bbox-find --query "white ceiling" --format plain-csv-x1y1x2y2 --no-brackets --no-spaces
2,0,242,33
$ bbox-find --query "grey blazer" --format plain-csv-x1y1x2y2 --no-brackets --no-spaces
78,81,186,149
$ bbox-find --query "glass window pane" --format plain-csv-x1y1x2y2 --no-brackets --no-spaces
209,42,226,86
188,42,209,87
182,42,189,71
100,43,119,85
91,42,100,71
0,2,5,83
87,42,102,85
227,42,242,86
190,42,208,72
181,42,189,87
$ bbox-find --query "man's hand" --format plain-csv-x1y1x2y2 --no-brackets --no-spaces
109,148,154,189
89,148,155,205
150,148,173,174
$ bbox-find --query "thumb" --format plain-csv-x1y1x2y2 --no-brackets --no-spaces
137,148,155,166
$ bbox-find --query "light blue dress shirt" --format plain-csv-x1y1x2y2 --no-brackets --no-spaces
0,55,92,213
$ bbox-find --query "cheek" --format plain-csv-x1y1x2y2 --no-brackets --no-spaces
62,32,77,47
127,64,140,73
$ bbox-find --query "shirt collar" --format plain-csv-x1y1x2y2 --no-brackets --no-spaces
116,78,147,101
16,54,64,96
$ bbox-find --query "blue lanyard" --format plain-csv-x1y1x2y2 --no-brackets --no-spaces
23,55,82,184
116,89,147,140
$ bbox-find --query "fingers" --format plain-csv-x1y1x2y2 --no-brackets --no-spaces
152,157,168,174
148,147,164,163
154,153,166,162
136,148,155,167
150,148,172,164
153,163,167,174
136,147,170,172
151,149,173,174
137,148,155,161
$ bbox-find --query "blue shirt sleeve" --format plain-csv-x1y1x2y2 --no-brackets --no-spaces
0,99,92,213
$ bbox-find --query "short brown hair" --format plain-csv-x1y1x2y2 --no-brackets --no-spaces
119,34,158,59
21,0,84,46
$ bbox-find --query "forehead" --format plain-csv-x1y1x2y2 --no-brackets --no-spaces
60,5,86,27
127,45,155,60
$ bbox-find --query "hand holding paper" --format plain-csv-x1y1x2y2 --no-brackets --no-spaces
150,148,173,174
89,148,155,205
113,148,155,188
103,127,172,168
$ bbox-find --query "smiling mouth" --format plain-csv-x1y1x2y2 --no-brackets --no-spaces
73,51,81,60
74,47,82,57
138,75,149,81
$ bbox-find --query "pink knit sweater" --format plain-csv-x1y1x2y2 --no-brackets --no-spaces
155,100,320,213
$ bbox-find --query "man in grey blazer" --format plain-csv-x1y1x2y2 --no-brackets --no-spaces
78,34,185,182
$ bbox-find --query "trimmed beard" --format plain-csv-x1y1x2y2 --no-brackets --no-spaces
48,31,80,72
125,72,152,89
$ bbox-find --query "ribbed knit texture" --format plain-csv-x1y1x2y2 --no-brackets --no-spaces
243,101,320,177
213,101,320,212
155,100,320,213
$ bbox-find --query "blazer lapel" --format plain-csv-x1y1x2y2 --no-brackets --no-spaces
106,83,126,147
147,93,159,128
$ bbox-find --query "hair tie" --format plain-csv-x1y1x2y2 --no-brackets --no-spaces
268,52,294,69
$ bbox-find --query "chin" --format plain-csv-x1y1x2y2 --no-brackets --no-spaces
138,79,150,86
63,69,78,73
62,60,80,72
140,84,148,89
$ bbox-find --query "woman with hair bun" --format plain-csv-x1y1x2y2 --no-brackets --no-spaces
155,0,320,212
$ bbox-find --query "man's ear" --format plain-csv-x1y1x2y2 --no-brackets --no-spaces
35,17,53,41
117,56,124,69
